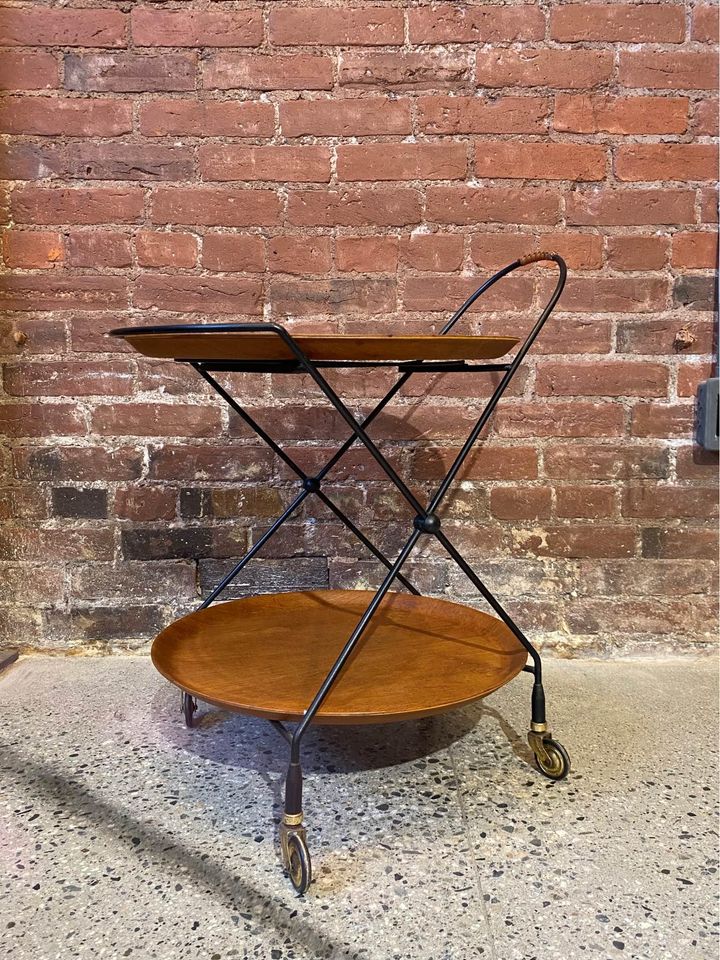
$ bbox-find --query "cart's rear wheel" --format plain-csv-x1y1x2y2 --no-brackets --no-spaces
535,737,570,780
286,832,312,894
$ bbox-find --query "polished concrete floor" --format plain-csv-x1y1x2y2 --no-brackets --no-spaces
0,656,717,960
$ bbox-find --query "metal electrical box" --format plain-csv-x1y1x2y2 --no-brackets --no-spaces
697,377,719,451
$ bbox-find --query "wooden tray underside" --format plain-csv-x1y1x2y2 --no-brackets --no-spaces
151,590,526,724
112,329,519,363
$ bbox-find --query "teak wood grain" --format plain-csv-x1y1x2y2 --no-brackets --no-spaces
151,590,527,724
111,329,519,362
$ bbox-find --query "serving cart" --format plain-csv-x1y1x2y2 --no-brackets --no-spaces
111,251,571,895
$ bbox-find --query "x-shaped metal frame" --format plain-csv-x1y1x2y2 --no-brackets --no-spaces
185,252,567,818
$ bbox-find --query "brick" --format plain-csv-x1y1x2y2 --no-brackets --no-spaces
677,359,714,396
70,143,191,181
692,4,720,41
0,403,85,439
554,275,669,313
269,7,403,45
578,558,717,597
490,487,552,520
475,142,606,181
411,445,538,481
72,561,197,601
114,487,177,522
616,144,718,182
12,187,144,225
476,49,613,88
606,236,668,270
140,99,273,137
566,188,695,226
426,186,561,225
0,52,58,90
0,528,113,562
555,486,615,519
0,486,47,522
135,232,197,269
120,527,245,562
14,446,142,482
554,94,688,135
4,360,133,397
409,5,544,42
673,276,716,311
619,52,719,90
700,187,718,223
2,231,62,269
624,484,718,520
544,443,669,480
618,318,713,356
551,5,685,42
693,98,718,136
52,487,108,520
536,360,668,397
642,527,717,560
417,95,548,134
336,236,398,272
199,145,331,183
134,276,262,315
270,278,395,316
513,525,636,559
92,404,222,438
566,596,716,636
280,97,411,137
0,316,66,355
65,53,197,93
672,232,718,268
0,275,128,312
202,234,265,272
268,236,332,275
204,54,332,91
338,144,467,181
496,402,625,438
403,275,533,312
339,52,471,89
180,487,285,520
288,189,421,227
675,446,720,481
402,234,463,272
66,232,132,268
132,9,262,47
0,96,132,136
630,403,693,438
0,8,126,47
0,566,64,604
148,445,273,481
152,188,279,227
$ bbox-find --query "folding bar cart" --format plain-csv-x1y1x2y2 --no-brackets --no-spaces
111,251,570,895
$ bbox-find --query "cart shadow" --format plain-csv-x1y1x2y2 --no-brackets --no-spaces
155,692,535,776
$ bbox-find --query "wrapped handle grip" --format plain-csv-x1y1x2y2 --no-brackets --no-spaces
518,250,560,266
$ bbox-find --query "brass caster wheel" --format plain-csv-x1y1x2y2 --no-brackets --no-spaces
529,733,570,781
286,832,312,895
181,691,197,728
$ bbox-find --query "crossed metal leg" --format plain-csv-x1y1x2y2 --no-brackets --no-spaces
180,253,571,893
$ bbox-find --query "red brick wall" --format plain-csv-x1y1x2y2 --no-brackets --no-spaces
1,1,718,654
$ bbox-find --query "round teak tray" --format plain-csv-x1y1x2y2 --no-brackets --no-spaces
151,590,526,724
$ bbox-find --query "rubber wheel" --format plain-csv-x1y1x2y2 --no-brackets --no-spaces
182,692,197,729
535,737,570,781
286,832,312,894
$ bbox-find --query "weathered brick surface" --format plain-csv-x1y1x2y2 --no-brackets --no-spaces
0,0,716,655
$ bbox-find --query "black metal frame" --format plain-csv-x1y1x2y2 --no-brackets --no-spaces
158,252,568,825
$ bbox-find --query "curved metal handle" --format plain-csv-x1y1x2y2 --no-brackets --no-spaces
440,251,567,335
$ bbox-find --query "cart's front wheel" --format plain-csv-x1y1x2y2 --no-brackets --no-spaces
181,691,197,728
534,737,570,780
286,832,312,894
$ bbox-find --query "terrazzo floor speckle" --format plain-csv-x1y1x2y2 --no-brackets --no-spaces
0,656,717,960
